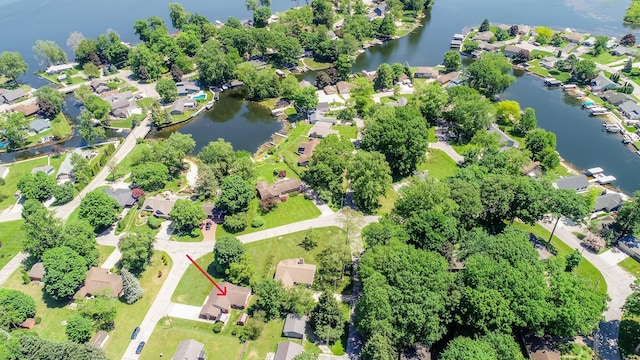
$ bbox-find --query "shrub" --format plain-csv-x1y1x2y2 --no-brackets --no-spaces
251,216,265,228
21,271,30,285
223,212,248,233
0,178,5,186
212,322,224,333
148,216,163,229
191,228,201,237
35,317,41,324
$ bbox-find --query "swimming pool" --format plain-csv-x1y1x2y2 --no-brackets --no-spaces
192,94,206,100
0,141,7,149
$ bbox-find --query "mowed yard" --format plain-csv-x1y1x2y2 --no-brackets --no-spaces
0,220,24,269
0,155,64,210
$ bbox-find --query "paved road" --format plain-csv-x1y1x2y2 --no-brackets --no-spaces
0,253,28,286
428,141,464,163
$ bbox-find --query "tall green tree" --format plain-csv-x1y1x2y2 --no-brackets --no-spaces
33,40,67,66
156,78,178,103
131,162,169,191
374,63,394,90
77,110,106,146
218,175,255,213
443,50,461,73
440,337,497,360
17,171,56,201
347,151,392,212
196,39,235,86
35,86,65,118
42,246,87,300
119,232,155,273
302,134,354,204
170,199,206,231
0,289,36,329
168,2,190,29
121,268,144,304
78,190,122,231
312,0,334,27
60,219,99,267
445,86,493,140
616,191,640,239
21,199,62,258
65,316,93,343
0,51,28,82
213,235,245,274
462,53,515,98
292,86,319,115
311,292,344,344
77,295,117,330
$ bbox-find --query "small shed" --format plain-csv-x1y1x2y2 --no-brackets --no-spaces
90,330,109,349
283,313,307,339
237,313,249,326
20,318,36,330
29,262,46,282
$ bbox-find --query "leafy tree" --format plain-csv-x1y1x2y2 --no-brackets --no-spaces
84,95,111,119
616,191,640,239
60,219,99,267
538,146,560,171
253,278,286,320
302,134,354,204
42,246,87,300
77,295,117,331
292,86,319,115
236,64,281,100
1,112,28,150
35,86,64,118
443,50,461,73
378,13,396,38
592,35,609,56
281,75,301,99
156,78,177,103
535,26,553,44
81,62,100,79
316,71,332,89
572,59,597,84
170,199,206,232
196,39,236,86
17,171,56,201
21,199,62,258
0,289,36,329
77,110,106,146
462,53,515,98
195,165,219,200
515,107,537,134
33,40,67,66
121,268,144,304
292,352,318,360
462,40,479,53
547,189,590,243
347,151,392,212
445,86,493,139
131,162,169,191
312,0,334,27
414,82,447,125
119,232,155,273
213,235,245,274
149,100,172,127
79,190,121,231
621,33,637,46
301,228,319,250
218,175,255,213
0,51,28,82
170,63,185,82
334,54,353,81
405,209,458,252
479,19,490,32
495,100,521,124
316,236,349,289
441,337,497,360
361,106,428,176
483,332,525,360
226,254,254,286
15,335,109,360
254,6,272,28
168,2,190,29
361,218,409,248
375,63,394,90
311,292,343,344
65,316,93,343
129,44,162,80
525,128,556,158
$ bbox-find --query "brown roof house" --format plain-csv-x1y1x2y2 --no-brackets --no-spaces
436,71,460,86
75,267,124,299
297,139,319,166
172,339,206,360
28,262,46,282
142,196,177,219
90,79,109,94
274,342,304,360
274,258,316,288
414,67,439,79
336,81,351,95
20,318,36,330
309,122,338,139
256,179,302,199
199,282,251,322
14,103,40,117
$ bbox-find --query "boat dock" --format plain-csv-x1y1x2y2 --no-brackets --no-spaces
544,78,561,87
585,167,617,185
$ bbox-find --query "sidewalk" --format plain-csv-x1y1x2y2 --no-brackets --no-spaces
0,253,28,286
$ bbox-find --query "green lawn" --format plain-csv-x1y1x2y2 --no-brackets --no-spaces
140,317,243,360
301,58,331,70
173,227,345,306
244,318,292,360
527,60,572,83
620,310,640,359
171,110,195,123
427,127,437,143
416,149,458,180
170,230,204,242
512,222,607,293
334,125,358,140
102,251,173,359
277,123,313,177
620,257,640,278
96,245,115,268
580,52,626,65
256,161,300,184
136,98,155,110
531,49,555,58
215,196,321,238
111,143,148,180
0,155,64,210
376,186,398,216
0,220,24,270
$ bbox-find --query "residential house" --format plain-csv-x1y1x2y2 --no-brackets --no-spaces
309,122,338,138
436,71,460,86
583,36,597,47
14,103,39,117
90,331,109,349
201,202,216,217
518,25,531,35
0,88,25,104
503,45,526,58
171,98,187,115
555,175,590,193
590,72,617,93
473,31,494,42
29,119,51,134
0,165,9,179
274,342,304,360
28,262,45,282
561,32,583,43
327,30,338,41
619,101,640,120
31,165,54,175
308,112,337,125
56,152,74,182
601,91,633,106
256,179,302,199
20,318,36,330
274,258,316,287
90,79,109,94
104,91,138,118
525,336,561,360
241,19,254,27
142,196,177,218
593,193,623,212
45,63,74,75
103,188,137,208
297,139,319,166
336,81,351,95
282,314,307,339
414,67,439,79
540,57,559,70
176,81,200,96
323,85,336,95
387,97,408,107
75,267,124,299
299,80,314,89
619,236,640,261
611,46,637,56
477,41,498,52
199,282,251,322
447,76,462,89
172,339,206,360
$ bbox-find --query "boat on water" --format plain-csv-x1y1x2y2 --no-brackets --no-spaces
590,107,611,116
582,101,596,108
623,138,632,144
604,124,622,133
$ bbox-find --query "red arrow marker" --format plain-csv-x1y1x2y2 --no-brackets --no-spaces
186,254,227,296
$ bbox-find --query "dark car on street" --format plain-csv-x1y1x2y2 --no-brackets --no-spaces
135,341,146,354
131,327,140,340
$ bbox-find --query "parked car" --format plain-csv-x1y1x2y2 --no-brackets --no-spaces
205,222,212,230
135,341,146,354
131,327,140,340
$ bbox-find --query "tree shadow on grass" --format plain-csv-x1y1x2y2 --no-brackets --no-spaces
41,291,72,309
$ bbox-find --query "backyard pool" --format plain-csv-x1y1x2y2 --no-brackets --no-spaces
192,94,206,100
0,141,7,149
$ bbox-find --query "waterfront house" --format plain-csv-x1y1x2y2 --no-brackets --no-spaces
299,80,314,89
310,122,338,139
172,339,206,360
518,25,531,35
104,91,137,118
90,79,109,94
336,81,351,94
561,32,583,43
256,179,302,199
620,236,640,261
477,41,498,52
611,46,637,56
103,188,137,208
14,103,39,117
28,262,45,282
274,342,304,360
45,63,74,75
282,314,307,339
503,45,526,59
0,88,25,104
414,67,439,79
619,101,640,120
590,72,617,93
583,36,597,47
199,282,251,322
176,81,200,96
171,98,187,115
601,91,633,106
593,193,623,212
473,31,494,42
275,258,316,288
0,166,9,179
75,267,123,299
29,119,51,134
31,165,54,175
540,57,559,70
323,85,336,95
555,175,589,193
142,196,177,218
297,139,319,166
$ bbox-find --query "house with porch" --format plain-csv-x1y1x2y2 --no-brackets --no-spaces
274,258,316,288
590,72,617,93
74,267,124,299
199,282,251,322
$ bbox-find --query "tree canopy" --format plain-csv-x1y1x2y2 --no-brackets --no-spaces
42,246,87,300
78,190,122,231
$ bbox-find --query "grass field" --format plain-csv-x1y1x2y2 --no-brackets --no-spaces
0,220,24,269
333,125,358,140
102,251,173,359
416,149,458,180
512,222,607,293
276,123,312,177
173,227,345,306
256,161,299,184
376,186,398,216
244,318,291,360
111,143,148,180
620,257,640,278
580,52,626,65
96,245,115,267
0,155,64,210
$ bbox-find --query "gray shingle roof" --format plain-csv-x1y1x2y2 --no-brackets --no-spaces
283,314,307,338
556,175,589,191
29,119,51,133
593,193,623,212
103,188,136,207
274,342,304,360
